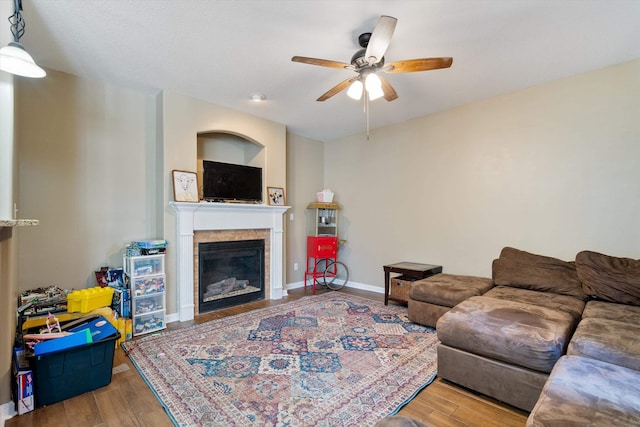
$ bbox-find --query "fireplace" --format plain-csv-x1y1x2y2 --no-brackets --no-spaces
170,202,289,322
198,239,265,313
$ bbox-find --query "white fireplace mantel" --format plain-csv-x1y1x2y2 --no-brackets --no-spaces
170,201,290,322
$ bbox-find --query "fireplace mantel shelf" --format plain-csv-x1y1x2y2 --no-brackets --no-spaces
170,201,290,213
170,201,290,322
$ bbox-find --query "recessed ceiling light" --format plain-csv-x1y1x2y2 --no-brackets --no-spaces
249,92,266,102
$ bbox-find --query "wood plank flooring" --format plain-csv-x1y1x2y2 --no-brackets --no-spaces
7,287,528,427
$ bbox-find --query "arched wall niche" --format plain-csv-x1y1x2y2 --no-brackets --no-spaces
196,131,266,200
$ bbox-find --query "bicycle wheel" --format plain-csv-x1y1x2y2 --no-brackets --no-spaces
313,258,331,287
323,261,349,290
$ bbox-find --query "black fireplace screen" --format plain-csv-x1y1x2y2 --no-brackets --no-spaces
198,239,265,313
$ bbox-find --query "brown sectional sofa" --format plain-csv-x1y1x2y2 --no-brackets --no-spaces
409,247,640,425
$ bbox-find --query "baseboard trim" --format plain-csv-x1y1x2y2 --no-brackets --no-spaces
1,400,17,426
165,312,179,324
286,280,384,295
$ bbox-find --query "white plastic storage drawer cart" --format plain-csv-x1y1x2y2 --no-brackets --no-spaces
124,254,166,336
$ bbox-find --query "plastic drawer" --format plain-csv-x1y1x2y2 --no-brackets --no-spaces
131,274,165,297
124,254,164,277
133,312,165,336
133,293,164,316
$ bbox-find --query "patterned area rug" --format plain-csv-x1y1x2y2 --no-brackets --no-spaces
122,292,438,426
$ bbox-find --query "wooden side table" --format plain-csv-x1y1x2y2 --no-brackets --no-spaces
383,262,443,305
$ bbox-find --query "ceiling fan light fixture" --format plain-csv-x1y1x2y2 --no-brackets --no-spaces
365,73,381,91
347,79,363,100
368,85,384,101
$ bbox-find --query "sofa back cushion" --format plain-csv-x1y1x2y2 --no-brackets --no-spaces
576,250,640,306
493,247,587,300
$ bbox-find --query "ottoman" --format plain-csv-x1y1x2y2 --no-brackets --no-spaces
407,273,494,327
436,296,578,411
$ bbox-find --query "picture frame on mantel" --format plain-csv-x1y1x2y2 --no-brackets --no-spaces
172,170,199,202
267,187,285,206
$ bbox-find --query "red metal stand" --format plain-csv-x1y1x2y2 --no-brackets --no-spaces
305,236,338,292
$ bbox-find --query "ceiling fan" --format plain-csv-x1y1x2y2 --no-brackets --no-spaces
291,15,453,102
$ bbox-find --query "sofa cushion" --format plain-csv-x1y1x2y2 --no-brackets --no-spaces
493,247,587,300
409,273,494,307
527,355,640,427
582,300,640,324
575,250,640,306
484,286,585,322
437,296,576,373
568,318,640,371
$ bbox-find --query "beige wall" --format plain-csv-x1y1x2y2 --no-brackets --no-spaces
324,59,640,288
160,90,286,314
16,69,157,290
0,0,17,405
285,132,325,284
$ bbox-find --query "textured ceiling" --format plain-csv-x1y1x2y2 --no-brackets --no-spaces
17,0,640,142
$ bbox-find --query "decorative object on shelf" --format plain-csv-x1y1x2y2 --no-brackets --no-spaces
0,0,46,78
172,170,199,202
316,188,334,203
267,186,285,205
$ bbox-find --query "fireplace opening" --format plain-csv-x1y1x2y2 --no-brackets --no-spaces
198,239,265,313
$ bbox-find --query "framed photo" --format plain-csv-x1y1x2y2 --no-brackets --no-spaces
172,170,199,202
267,187,285,205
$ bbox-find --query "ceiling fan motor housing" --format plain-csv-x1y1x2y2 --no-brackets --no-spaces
351,50,384,70
358,32,371,48
352,32,385,69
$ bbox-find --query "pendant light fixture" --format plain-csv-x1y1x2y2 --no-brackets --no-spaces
0,0,46,78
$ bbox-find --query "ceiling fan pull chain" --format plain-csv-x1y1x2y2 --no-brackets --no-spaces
365,91,370,141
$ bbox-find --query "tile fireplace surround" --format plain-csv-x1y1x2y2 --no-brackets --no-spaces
170,202,289,322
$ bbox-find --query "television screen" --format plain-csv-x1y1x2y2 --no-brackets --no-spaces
202,160,262,203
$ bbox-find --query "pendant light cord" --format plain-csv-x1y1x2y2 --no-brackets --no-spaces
8,0,25,43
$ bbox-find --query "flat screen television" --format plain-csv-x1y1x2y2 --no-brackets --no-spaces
202,160,263,203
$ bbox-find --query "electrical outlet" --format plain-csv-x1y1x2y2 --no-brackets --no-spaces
293,263,299,271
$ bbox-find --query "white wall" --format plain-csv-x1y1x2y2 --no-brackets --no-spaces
324,59,640,288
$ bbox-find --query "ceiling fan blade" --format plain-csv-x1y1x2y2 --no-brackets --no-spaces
379,75,398,101
291,56,354,70
383,57,453,73
316,77,356,102
364,15,397,65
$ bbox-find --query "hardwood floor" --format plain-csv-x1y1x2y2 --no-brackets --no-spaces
7,287,528,427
